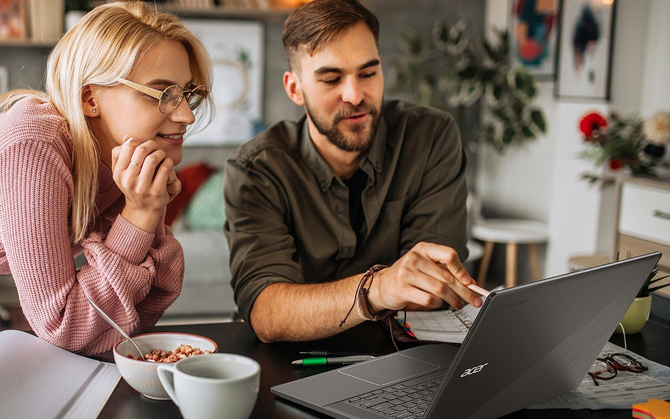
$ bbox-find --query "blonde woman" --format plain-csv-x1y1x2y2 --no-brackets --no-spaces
0,2,212,355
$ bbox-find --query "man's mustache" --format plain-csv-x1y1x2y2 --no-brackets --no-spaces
333,103,379,124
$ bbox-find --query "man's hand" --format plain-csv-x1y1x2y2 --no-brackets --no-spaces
367,242,482,313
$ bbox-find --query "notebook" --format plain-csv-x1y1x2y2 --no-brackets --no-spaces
272,253,661,419
402,304,479,343
0,330,120,419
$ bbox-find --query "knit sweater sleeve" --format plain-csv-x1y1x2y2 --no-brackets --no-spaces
0,139,184,355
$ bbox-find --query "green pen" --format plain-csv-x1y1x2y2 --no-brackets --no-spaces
292,355,376,366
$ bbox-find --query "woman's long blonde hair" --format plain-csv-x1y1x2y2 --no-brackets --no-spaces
0,1,212,243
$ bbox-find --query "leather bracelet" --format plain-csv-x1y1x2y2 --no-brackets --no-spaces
356,264,391,321
340,264,391,327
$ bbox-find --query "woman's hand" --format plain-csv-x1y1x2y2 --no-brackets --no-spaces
166,167,181,203
111,136,177,233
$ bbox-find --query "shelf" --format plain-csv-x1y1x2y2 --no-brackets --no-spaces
0,4,295,49
159,6,294,21
0,39,57,48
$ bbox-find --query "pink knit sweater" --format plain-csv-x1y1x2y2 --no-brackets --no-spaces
0,98,184,355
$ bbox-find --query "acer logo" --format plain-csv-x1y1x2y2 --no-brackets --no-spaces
460,363,488,377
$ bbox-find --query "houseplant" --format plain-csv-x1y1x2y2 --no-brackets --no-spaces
388,21,546,153
578,110,670,186
615,261,670,334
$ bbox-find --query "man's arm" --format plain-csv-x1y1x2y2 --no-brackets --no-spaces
249,275,365,343
250,242,483,343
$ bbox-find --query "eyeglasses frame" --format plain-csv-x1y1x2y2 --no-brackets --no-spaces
116,78,208,114
587,353,648,386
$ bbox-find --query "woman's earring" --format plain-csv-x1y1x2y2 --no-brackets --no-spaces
92,109,97,113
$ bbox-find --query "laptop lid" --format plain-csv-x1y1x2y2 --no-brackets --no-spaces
424,252,660,419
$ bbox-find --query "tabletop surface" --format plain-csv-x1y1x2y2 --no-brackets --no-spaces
97,320,670,419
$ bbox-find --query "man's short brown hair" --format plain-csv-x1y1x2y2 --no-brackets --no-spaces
282,0,380,71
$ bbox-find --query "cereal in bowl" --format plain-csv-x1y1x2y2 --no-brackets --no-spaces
127,344,212,362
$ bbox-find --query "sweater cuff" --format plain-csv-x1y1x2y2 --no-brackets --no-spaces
105,215,155,265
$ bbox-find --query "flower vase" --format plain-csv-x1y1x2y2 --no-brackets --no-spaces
615,295,652,334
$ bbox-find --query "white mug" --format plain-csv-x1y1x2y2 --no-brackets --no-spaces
157,353,260,419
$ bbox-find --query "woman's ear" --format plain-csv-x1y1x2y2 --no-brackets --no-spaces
283,70,305,107
81,85,99,117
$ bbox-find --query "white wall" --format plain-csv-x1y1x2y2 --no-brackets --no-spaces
479,0,669,280
640,0,670,117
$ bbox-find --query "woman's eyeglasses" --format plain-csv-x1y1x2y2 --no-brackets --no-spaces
116,78,208,114
587,353,648,386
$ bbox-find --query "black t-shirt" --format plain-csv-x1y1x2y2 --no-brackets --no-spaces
344,168,368,248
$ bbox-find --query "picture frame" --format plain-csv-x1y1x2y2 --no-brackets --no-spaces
0,0,26,40
182,19,265,146
555,0,616,100
510,0,560,80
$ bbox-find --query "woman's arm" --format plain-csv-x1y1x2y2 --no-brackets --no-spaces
0,140,183,355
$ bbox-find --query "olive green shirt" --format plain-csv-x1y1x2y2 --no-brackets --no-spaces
224,101,468,323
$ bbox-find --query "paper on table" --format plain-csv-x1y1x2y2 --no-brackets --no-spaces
0,330,120,419
529,341,670,410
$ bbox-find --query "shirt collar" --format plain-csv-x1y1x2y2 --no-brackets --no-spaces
298,111,387,192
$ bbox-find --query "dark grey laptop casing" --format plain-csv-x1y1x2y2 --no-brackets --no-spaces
272,253,661,419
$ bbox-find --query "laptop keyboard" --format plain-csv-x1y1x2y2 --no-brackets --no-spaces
345,377,443,418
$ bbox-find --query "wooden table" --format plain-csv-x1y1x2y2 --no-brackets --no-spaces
97,320,670,419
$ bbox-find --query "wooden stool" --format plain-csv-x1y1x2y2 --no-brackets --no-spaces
472,219,549,288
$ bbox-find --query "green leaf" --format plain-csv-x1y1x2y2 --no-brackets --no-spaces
462,84,483,106
433,21,450,45
520,124,535,139
502,127,515,144
510,70,536,100
493,83,504,101
530,109,547,133
482,38,499,62
418,78,433,106
448,20,470,53
396,28,425,56
480,68,498,83
457,65,478,80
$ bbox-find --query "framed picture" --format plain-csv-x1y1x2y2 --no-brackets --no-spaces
182,19,265,146
556,0,616,99
0,0,26,40
510,0,560,80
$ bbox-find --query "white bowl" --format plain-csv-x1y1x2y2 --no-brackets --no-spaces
113,332,218,400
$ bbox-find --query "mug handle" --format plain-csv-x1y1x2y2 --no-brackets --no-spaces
157,364,179,406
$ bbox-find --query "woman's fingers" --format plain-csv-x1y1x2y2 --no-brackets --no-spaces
151,157,173,190
167,178,181,201
130,140,159,170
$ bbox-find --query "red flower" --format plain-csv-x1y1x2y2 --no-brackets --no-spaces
579,112,608,139
609,159,623,171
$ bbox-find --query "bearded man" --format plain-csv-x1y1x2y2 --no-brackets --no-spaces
223,0,480,342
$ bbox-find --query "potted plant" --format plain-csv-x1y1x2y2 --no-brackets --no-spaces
578,110,670,186
388,22,547,154
615,262,670,334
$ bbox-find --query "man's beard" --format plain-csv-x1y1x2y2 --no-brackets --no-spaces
304,97,381,153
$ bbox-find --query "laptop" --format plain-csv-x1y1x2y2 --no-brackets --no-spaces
272,252,661,419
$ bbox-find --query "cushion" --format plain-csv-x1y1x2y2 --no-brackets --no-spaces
183,171,226,230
